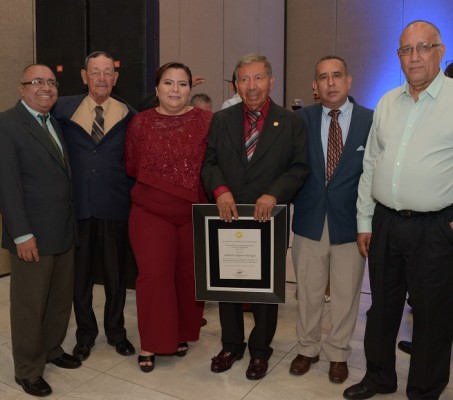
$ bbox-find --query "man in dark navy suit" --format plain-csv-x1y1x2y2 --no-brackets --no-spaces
53,51,136,361
290,56,373,385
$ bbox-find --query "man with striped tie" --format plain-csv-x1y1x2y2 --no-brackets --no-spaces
202,53,309,380
53,51,136,362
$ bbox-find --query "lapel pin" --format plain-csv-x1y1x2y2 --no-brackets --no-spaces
273,121,279,126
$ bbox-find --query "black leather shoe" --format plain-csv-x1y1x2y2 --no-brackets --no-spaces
343,382,396,399
343,383,377,399
15,376,52,397
398,340,412,355
108,338,135,356
47,352,82,369
73,342,94,361
246,358,268,380
211,350,243,373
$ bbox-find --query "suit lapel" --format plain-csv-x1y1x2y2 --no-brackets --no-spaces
225,105,248,167
49,115,71,175
310,106,327,177
17,102,68,174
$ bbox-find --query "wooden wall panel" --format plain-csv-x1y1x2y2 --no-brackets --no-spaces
0,0,35,112
179,0,223,111
159,0,181,64
259,0,285,104
160,0,285,111
286,0,336,109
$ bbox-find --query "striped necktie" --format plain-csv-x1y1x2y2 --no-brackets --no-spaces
326,109,343,183
91,105,104,142
245,111,261,161
38,114,65,166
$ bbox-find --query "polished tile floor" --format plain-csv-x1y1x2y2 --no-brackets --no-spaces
0,251,452,399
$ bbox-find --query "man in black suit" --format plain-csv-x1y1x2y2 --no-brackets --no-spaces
0,64,80,397
202,53,309,380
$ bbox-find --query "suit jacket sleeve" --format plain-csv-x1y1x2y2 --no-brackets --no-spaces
0,112,33,239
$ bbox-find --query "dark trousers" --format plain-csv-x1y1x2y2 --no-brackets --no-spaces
363,204,453,400
74,218,128,344
10,246,74,379
219,302,278,360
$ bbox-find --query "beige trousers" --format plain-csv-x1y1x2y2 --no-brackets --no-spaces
292,219,365,361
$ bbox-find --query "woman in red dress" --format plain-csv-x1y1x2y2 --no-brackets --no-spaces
125,62,213,372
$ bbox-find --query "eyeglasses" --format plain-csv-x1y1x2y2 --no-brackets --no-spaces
397,43,442,56
20,78,59,88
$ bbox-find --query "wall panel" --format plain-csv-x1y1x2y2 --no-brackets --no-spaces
337,0,403,108
179,0,223,111
160,0,285,111
403,0,453,69
0,0,35,112
286,0,336,109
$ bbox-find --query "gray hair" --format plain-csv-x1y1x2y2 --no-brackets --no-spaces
84,51,116,70
234,53,273,79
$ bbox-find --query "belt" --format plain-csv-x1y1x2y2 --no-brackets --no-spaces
377,202,453,218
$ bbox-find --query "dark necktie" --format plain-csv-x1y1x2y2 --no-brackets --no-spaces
326,109,343,183
38,114,65,166
245,111,261,161
91,105,104,142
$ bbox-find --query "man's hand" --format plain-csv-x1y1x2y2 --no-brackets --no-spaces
357,232,372,258
16,236,39,262
216,191,238,222
254,194,277,222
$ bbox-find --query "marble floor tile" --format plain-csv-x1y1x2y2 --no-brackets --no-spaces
0,257,452,400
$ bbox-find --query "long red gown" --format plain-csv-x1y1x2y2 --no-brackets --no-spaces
125,107,212,353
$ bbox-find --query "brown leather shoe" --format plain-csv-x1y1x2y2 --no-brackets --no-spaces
211,350,243,373
329,361,348,383
246,358,268,380
289,354,319,375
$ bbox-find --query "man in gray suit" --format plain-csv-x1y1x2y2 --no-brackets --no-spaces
202,53,309,380
0,64,80,397
290,56,373,384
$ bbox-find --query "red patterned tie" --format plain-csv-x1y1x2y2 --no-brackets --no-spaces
326,109,343,183
245,111,261,161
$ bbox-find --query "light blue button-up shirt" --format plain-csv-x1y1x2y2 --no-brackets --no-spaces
357,70,453,232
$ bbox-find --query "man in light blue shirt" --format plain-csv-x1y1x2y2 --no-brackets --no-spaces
344,20,453,400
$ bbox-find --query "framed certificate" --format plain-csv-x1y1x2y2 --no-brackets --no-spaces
192,204,287,304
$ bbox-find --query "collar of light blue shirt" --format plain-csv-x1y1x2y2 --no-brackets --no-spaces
400,68,445,99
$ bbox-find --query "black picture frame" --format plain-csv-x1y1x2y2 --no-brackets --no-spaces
192,204,287,303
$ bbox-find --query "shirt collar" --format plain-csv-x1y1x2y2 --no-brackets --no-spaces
321,96,352,118
242,97,271,119
86,95,111,113
400,68,445,99
21,100,48,120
